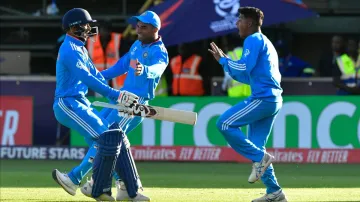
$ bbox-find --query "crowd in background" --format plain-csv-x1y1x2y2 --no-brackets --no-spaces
3,0,360,97
53,18,360,97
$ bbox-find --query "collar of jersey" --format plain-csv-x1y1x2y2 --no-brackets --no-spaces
65,34,85,46
141,36,162,47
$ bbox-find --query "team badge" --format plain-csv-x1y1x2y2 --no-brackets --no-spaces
143,51,148,58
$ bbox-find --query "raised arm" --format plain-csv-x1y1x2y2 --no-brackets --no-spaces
219,36,261,79
100,52,131,80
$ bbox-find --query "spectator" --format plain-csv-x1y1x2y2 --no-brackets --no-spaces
275,39,314,77
169,43,208,96
332,38,360,95
317,35,345,77
357,40,360,69
357,40,360,88
86,20,126,89
347,38,359,62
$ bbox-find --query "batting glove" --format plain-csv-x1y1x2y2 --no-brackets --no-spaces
117,90,138,118
117,90,139,107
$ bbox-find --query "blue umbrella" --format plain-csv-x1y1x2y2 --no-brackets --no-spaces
143,0,317,46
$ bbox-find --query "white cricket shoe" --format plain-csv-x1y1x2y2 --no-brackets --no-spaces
81,178,115,201
115,180,150,201
252,189,288,202
248,152,275,183
52,169,79,196
248,164,257,183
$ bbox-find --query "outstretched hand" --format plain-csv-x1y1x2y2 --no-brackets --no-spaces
208,42,228,62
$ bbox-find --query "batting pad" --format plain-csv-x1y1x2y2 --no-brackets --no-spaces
115,134,142,198
91,125,123,198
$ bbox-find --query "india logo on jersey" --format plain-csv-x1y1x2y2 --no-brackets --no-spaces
143,52,148,58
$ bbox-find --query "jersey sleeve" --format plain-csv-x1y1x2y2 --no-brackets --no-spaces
142,45,169,79
219,35,261,77
236,73,251,84
63,50,120,101
101,52,131,80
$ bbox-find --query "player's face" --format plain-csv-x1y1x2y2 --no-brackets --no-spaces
70,23,91,40
78,23,91,40
136,21,156,42
236,14,248,39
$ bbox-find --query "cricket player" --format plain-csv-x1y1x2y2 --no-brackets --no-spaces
208,7,287,202
57,10,168,201
52,8,149,201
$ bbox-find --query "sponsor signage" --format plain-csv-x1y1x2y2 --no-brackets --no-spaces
0,96,33,145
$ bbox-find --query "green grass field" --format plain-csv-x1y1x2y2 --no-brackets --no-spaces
1,160,360,201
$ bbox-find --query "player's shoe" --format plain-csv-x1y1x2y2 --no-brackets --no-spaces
81,178,115,201
248,164,257,183
52,169,79,196
115,180,151,201
248,152,275,183
252,189,288,202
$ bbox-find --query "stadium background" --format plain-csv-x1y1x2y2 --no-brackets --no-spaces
0,0,359,201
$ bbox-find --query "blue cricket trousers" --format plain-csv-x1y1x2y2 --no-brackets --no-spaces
216,97,282,194
53,96,147,184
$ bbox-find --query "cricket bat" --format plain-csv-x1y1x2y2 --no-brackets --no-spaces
92,101,197,125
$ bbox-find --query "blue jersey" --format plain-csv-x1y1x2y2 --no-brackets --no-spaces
55,35,120,101
101,38,169,100
219,32,283,102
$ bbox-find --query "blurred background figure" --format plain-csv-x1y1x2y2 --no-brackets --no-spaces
275,39,314,77
33,0,59,16
347,38,359,62
332,37,360,95
170,43,208,96
86,20,126,90
317,35,346,77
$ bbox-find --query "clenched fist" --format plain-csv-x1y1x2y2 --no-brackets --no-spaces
118,106,134,119
134,59,144,76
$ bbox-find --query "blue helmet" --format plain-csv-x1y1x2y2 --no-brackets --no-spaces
62,8,98,39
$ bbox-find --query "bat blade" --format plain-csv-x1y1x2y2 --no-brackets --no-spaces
92,101,197,125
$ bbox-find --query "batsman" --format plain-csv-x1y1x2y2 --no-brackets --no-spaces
52,8,168,201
